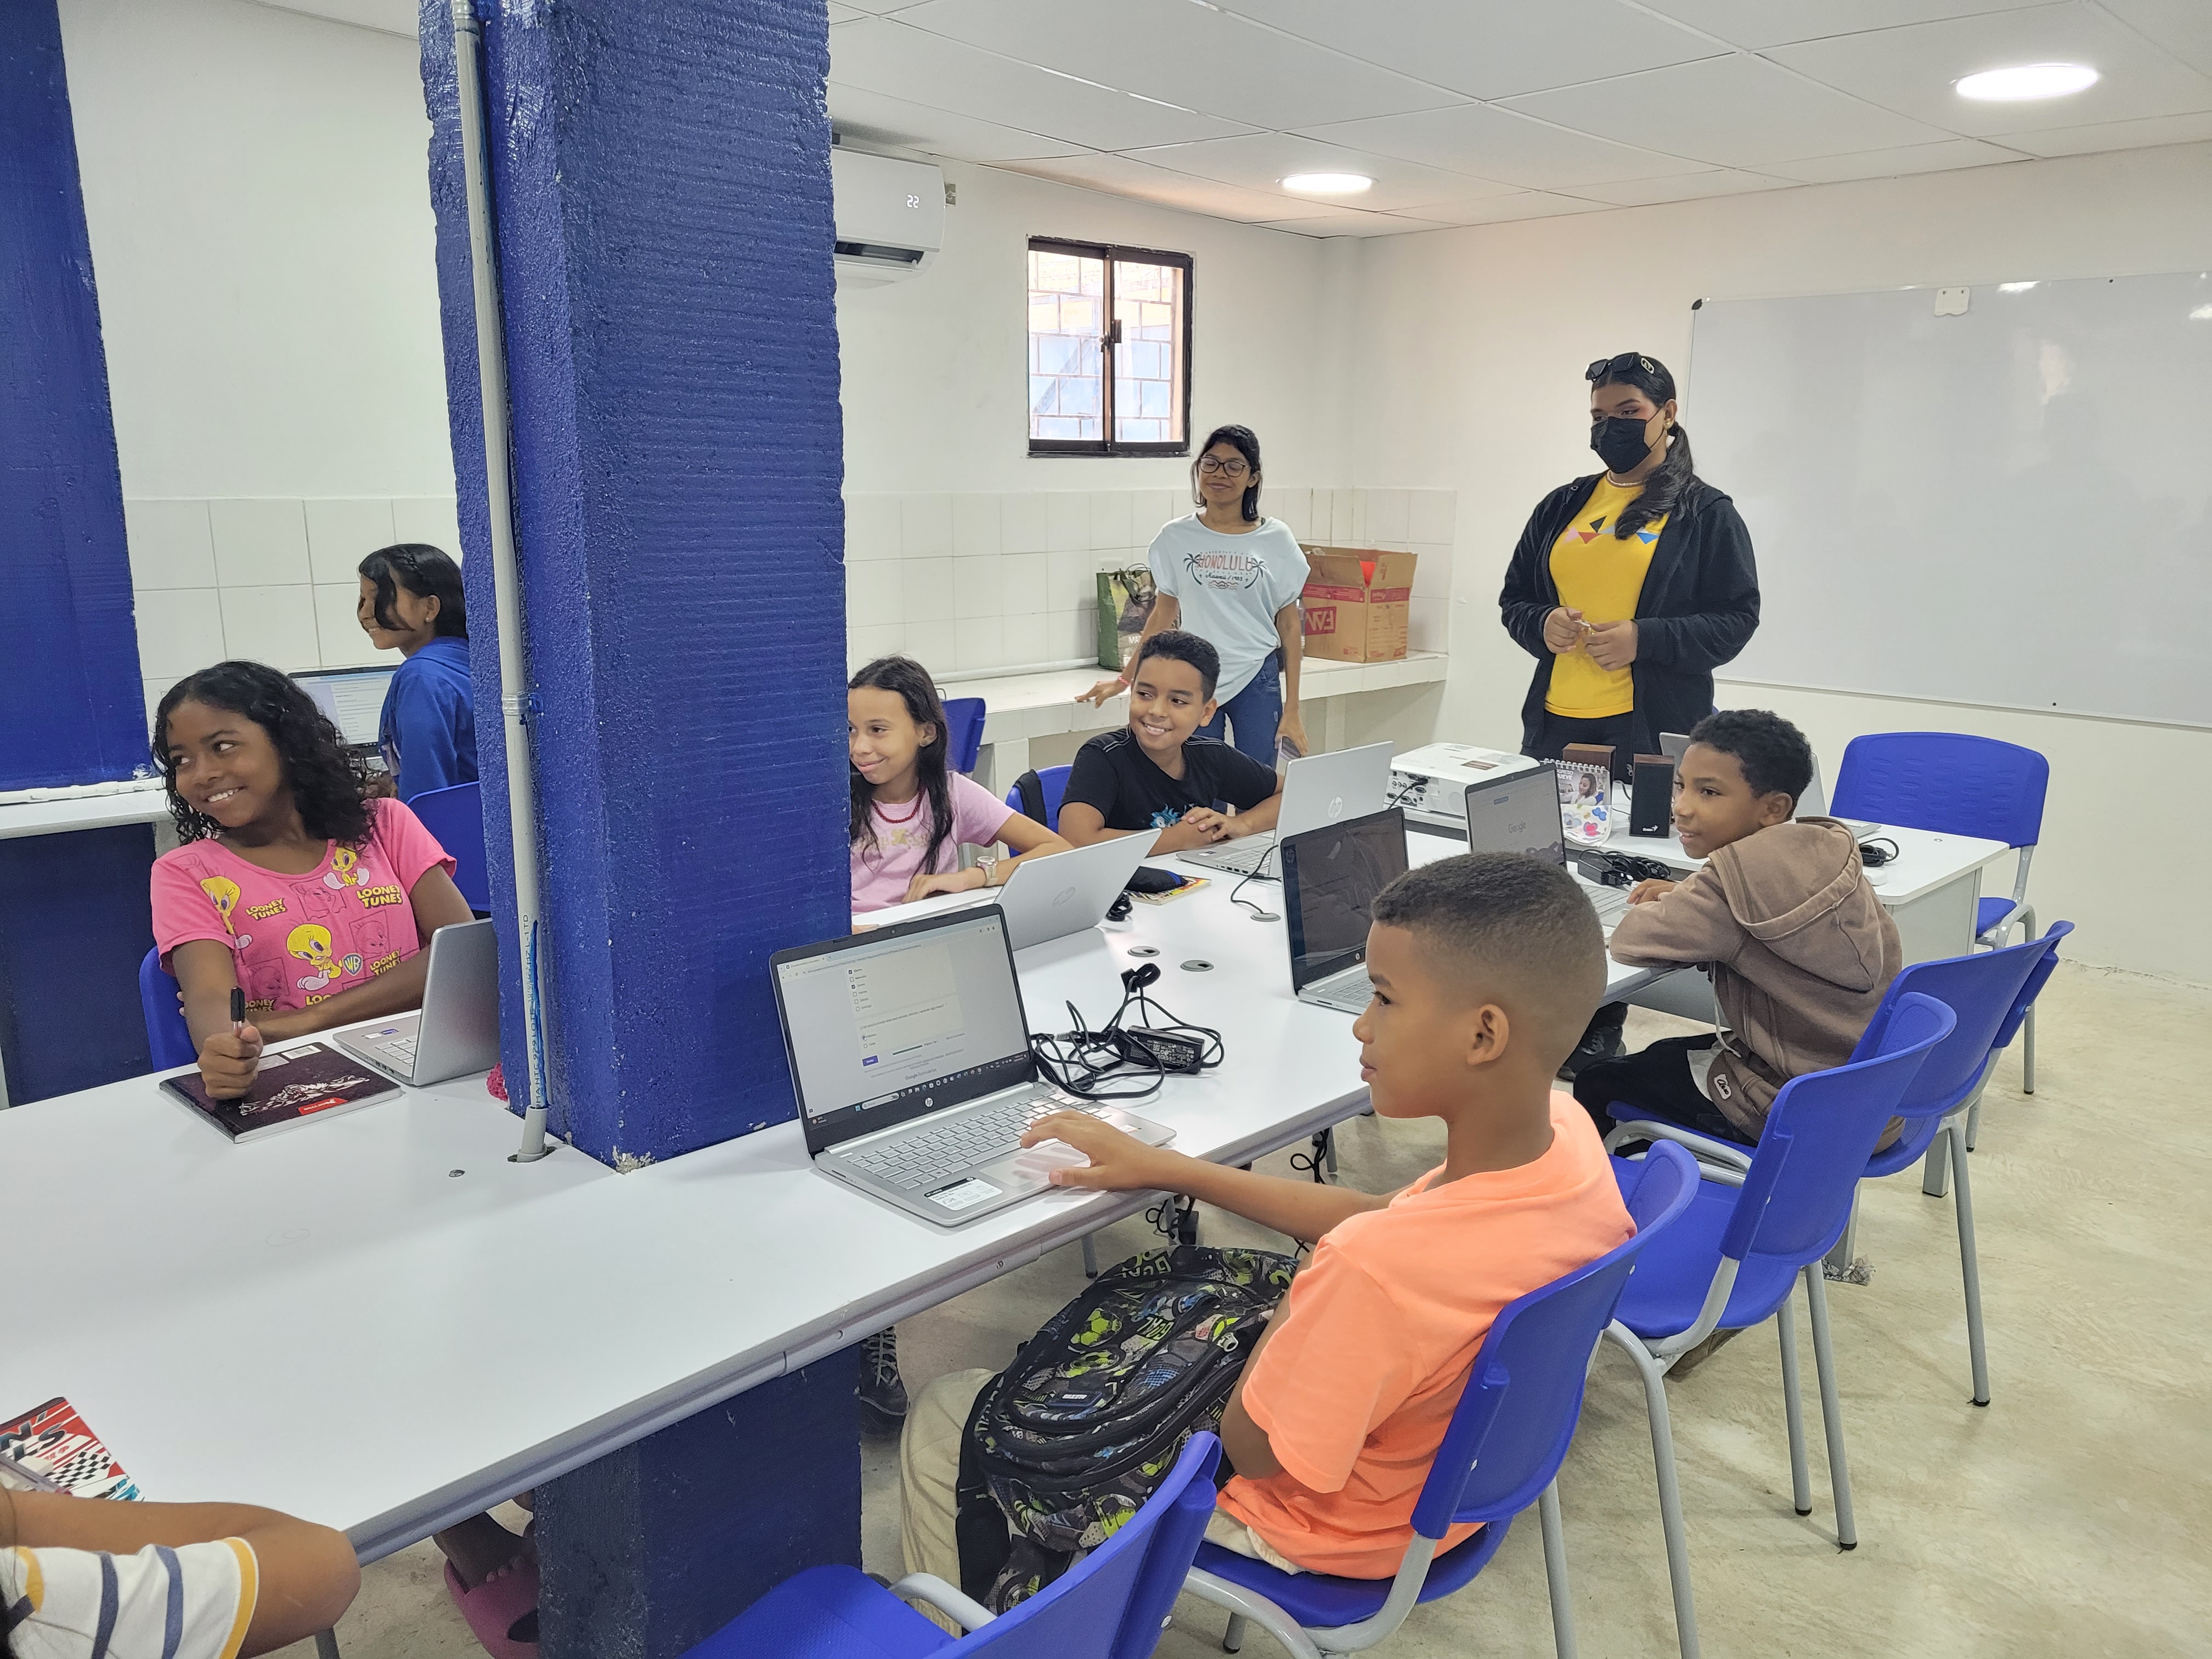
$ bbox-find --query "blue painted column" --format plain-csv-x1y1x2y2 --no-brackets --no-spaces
2,0,157,1104
417,1,854,1647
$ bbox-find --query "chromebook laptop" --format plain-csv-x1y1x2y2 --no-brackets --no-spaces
1177,741,1396,879
859,832,1161,951
293,665,396,763
1463,765,1630,932
771,907,1172,1228
1282,808,1409,1014
332,918,500,1087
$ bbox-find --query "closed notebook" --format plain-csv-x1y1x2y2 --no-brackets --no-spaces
0,1397,142,1501
160,1040,399,1143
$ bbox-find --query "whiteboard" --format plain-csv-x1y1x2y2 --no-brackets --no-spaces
1687,272,2212,727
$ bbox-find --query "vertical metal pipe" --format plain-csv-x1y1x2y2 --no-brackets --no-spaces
451,1,555,1161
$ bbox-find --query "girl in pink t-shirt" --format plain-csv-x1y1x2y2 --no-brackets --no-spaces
849,656,1070,912
150,662,477,1103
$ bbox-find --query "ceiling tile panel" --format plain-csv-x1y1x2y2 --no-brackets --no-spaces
2100,0,2212,77
1398,191,1617,224
828,86,1089,162
1987,107,2212,154
1503,53,1957,166
997,153,1342,223
893,0,1462,129
1295,103,1716,189
1211,0,1723,99
1768,2,2212,134
1762,136,2026,180
1566,168,1802,205
1638,1,2051,50
1120,134,1518,212
831,19,1258,150
1251,211,1456,238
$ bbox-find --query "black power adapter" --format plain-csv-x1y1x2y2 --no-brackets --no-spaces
1116,1026,1206,1073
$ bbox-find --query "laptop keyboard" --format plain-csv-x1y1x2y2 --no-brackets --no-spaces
1181,837,1278,877
842,1089,1096,1189
1307,966,1374,1012
375,1035,418,1064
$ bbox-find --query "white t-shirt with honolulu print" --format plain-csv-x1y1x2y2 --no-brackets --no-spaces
1145,516,1310,704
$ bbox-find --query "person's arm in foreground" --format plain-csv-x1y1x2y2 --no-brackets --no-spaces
7,1488,360,1656
1077,594,1181,707
1020,1112,1390,1245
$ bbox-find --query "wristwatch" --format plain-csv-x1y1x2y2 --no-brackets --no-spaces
977,855,1002,889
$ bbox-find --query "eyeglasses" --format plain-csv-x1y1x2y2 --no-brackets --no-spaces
1587,352,1657,383
1197,456,1251,477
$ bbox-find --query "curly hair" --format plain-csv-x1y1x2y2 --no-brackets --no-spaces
1686,709,1814,808
152,661,375,846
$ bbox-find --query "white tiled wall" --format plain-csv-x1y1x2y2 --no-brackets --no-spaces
841,486,1457,678
126,495,462,733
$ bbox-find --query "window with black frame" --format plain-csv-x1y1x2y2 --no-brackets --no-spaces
1026,238,1192,456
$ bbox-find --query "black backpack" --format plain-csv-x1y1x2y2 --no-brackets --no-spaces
955,1244,1297,1612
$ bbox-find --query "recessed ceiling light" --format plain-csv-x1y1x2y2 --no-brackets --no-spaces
1999,281,2038,293
1282,172,1373,195
1955,63,2098,101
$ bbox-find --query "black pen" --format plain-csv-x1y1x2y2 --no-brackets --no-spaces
230,986,246,1037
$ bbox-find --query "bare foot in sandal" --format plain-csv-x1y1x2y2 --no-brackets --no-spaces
435,1511,534,1590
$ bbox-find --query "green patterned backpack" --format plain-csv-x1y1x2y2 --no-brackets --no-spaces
954,1244,1298,1613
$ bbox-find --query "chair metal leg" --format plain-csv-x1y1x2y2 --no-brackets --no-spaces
315,1632,342,1659
1964,1090,1983,1153
1538,1478,1579,1659
1801,1266,1857,1550
1775,1291,1812,1517
1081,1235,1098,1278
1612,1329,1701,1658
2022,1003,2036,1096
1950,1120,1991,1406
1222,1612,1246,1653
1323,1125,1338,1178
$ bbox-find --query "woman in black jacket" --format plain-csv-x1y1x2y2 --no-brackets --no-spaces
1499,352,1759,778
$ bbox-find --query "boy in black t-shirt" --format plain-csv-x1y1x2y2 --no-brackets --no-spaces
1059,630,1284,853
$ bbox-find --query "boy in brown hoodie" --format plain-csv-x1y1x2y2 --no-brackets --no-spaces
1574,709,1901,1147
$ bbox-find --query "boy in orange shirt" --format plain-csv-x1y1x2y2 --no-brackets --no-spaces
897,852,1633,1586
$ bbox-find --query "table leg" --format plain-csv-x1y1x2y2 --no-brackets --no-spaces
537,1351,861,1658
314,1630,342,1659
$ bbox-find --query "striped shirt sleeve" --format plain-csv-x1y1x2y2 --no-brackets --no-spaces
0,1538,255,1659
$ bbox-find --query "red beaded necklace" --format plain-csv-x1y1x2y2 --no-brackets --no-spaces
874,791,926,825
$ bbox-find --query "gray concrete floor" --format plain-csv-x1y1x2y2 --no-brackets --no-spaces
284,961,2212,1657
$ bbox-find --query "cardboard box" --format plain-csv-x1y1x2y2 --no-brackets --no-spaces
1300,547,1417,663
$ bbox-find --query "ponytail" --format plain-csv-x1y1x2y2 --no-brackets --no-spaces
1617,420,1694,539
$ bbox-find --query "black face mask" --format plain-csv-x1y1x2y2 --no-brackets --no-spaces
1590,414,1656,474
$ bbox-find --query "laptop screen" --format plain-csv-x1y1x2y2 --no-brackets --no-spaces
773,910,1033,1148
1283,808,1408,992
1462,764,1566,868
294,667,397,749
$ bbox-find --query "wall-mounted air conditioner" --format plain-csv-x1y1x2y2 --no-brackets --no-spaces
831,148,944,289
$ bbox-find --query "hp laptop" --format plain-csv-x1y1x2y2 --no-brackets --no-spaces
771,907,1173,1228
294,665,397,764
1463,765,1631,933
857,832,1161,952
1178,741,1396,879
1281,808,1410,1014
333,918,501,1086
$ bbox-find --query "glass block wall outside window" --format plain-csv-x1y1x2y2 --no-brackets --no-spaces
1028,247,1105,442
1028,239,1192,456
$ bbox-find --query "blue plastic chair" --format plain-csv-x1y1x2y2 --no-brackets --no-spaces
1830,732,2050,1088
1601,994,1955,1658
685,1431,1220,1658
942,697,986,777
407,781,490,913
1609,923,2071,1407
1183,1143,1705,1659
1005,765,1073,832
139,947,198,1070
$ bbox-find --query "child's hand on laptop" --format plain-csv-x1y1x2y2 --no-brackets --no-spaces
1627,878,1677,905
905,867,989,902
1021,1111,1184,1192
1179,807,1235,842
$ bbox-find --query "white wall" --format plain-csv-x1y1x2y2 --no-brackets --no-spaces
58,0,459,726
1341,142,2212,984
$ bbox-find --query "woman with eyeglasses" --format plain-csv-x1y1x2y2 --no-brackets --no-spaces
1077,424,1311,764
1499,352,1759,781
357,543,478,803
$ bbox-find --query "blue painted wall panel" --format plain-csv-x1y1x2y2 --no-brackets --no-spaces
418,0,847,1166
0,826,155,1102
0,0,145,789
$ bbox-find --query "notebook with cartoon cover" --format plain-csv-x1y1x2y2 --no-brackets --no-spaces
0,1397,142,1500
160,1040,399,1143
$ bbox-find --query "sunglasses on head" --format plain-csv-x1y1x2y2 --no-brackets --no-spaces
1586,352,1658,382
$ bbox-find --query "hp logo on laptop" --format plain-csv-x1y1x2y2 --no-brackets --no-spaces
1328,795,1345,820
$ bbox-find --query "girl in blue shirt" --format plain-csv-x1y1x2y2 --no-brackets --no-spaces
357,543,478,802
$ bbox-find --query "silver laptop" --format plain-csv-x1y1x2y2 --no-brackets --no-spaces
1178,741,1396,879
1282,808,1409,1013
771,907,1173,1228
1463,765,1630,932
864,833,1161,951
333,918,500,1086
294,665,397,761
